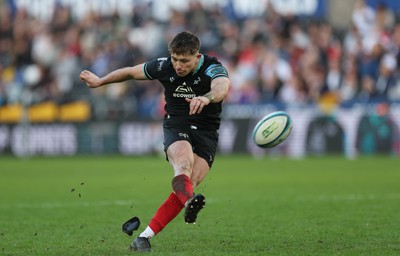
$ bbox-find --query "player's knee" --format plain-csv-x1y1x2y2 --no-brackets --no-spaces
191,180,199,188
175,159,192,176
190,172,205,188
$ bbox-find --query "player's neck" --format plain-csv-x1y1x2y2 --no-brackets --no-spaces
192,54,204,75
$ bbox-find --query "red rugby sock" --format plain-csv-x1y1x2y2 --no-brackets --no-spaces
148,192,184,234
172,174,194,205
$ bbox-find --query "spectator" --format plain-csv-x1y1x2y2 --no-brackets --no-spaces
1,0,400,121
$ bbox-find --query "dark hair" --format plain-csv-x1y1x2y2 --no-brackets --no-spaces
168,31,201,55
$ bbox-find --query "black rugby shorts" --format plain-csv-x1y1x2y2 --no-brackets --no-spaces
163,125,219,168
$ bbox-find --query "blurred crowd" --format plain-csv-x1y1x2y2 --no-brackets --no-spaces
1,0,400,121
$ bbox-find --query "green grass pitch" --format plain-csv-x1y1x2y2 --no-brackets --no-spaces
1,155,399,255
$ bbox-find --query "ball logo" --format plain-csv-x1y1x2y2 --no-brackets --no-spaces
262,122,279,139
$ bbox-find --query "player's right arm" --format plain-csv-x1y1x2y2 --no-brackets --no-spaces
80,64,147,88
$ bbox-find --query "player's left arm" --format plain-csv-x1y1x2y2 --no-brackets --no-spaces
204,76,230,103
186,76,230,115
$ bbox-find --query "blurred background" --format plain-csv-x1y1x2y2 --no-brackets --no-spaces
0,0,399,158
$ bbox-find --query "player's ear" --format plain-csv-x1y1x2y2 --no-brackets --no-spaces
196,53,201,59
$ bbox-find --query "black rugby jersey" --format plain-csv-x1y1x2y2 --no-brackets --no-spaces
143,54,228,130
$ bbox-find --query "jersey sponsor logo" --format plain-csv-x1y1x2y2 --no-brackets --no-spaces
173,93,196,98
173,82,196,98
175,83,194,93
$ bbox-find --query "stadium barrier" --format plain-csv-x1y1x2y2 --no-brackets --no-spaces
0,101,91,123
0,104,399,158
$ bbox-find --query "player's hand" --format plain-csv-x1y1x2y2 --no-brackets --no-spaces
185,96,210,115
79,70,102,88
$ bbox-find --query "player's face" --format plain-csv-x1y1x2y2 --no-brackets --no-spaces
171,53,201,77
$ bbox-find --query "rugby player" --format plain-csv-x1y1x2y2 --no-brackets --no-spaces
80,31,230,252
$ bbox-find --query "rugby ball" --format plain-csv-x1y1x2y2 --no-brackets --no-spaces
252,111,293,148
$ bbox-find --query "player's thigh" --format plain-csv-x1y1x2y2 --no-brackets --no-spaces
167,140,194,177
192,129,219,168
191,154,211,188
